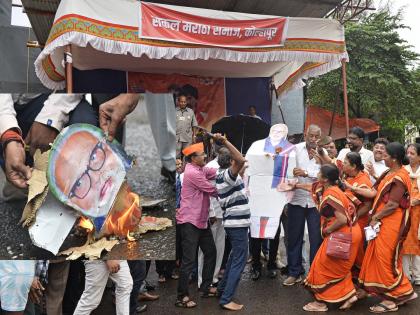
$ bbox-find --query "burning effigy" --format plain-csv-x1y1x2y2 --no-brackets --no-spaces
23,123,171,259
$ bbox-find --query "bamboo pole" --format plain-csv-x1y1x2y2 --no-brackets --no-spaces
341,59,349,138
64,45,73,93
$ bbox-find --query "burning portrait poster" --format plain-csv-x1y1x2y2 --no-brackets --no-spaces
47,123,140,238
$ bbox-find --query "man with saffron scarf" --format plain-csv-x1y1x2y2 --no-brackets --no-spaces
176,142,217,308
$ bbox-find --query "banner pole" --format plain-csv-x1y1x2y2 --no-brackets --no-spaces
64,45,73,93
341,59,349,138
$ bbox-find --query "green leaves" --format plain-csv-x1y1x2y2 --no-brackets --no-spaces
307,9,419,142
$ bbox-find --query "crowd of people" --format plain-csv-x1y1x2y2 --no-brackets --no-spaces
175,91,419,312
0,91,419,314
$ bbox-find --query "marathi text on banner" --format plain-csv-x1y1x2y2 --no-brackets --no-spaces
140,2,288,48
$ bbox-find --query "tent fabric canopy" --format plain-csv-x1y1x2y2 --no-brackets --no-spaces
34,0,348,92
305,105,380,140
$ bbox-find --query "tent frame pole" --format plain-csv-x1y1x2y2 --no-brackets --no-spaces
328,72,342,136
64,45,73,93
341,59,349,138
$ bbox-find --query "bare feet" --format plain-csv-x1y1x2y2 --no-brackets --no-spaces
340,295,358,310
303,301,328,312
221,301,244,311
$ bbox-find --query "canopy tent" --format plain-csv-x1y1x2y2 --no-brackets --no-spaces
305,105,379,140
34,0,348,97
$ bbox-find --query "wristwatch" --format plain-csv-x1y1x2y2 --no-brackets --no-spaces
304,170,308,177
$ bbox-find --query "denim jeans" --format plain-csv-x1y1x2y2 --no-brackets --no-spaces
286,204,322,278
218,227,249,305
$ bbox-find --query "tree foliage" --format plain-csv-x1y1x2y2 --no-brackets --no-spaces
306,10,419,142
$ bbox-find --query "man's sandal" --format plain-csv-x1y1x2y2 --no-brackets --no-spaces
201,287,218,298
175,297,197,308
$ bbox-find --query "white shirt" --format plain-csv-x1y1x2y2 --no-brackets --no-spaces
371,159,388,184
337,147,374,166
290,142,321,208
0,94,84,136
206,158,223,218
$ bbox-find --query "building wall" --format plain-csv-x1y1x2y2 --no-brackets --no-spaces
271,88,305,135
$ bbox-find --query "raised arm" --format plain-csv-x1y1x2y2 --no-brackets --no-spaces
213,133,245,177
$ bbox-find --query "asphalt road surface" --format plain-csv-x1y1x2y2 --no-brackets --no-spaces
94,262,420,315
0,105,175,260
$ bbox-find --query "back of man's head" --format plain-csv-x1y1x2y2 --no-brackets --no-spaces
217,147,232,169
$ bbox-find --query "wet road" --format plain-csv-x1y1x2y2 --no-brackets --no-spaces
94,262,420,315
0,105,175,260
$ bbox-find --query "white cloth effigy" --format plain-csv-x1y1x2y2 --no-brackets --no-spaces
245,138,296,238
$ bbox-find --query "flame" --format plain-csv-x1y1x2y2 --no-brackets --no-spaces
104,192,142,238
127,231,135,242
79,216,94,232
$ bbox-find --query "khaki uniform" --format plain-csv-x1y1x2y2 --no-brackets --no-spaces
176,107,197,158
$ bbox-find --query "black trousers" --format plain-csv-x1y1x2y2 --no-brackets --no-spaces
250,223,281,271
156,261,176,278
177,223,216,298
127,260,146,315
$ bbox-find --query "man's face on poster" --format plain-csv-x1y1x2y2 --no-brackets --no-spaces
269,124,288,144
53,130,126,217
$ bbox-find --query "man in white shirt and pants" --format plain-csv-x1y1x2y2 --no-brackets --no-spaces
283,125,323,286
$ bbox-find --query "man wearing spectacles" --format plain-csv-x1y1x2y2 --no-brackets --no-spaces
175,142,218,308
68,140,107,200
337,126,374,167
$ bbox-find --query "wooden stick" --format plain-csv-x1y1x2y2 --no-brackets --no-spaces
341,59,349,138
64,45,73,93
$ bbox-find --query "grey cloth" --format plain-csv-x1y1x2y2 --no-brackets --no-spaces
146,93,176,171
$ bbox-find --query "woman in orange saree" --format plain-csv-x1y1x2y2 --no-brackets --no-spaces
352,142,417,313
297,164,362,312
342,152,373,274
402,143,420,285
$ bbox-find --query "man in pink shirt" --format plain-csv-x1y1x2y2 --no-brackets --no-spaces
176,142,218,308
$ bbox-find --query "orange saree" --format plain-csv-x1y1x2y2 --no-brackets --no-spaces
358,167,414,303
345,171,373,232
402,165,420,255
344,171,373,272
304,185,362,303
